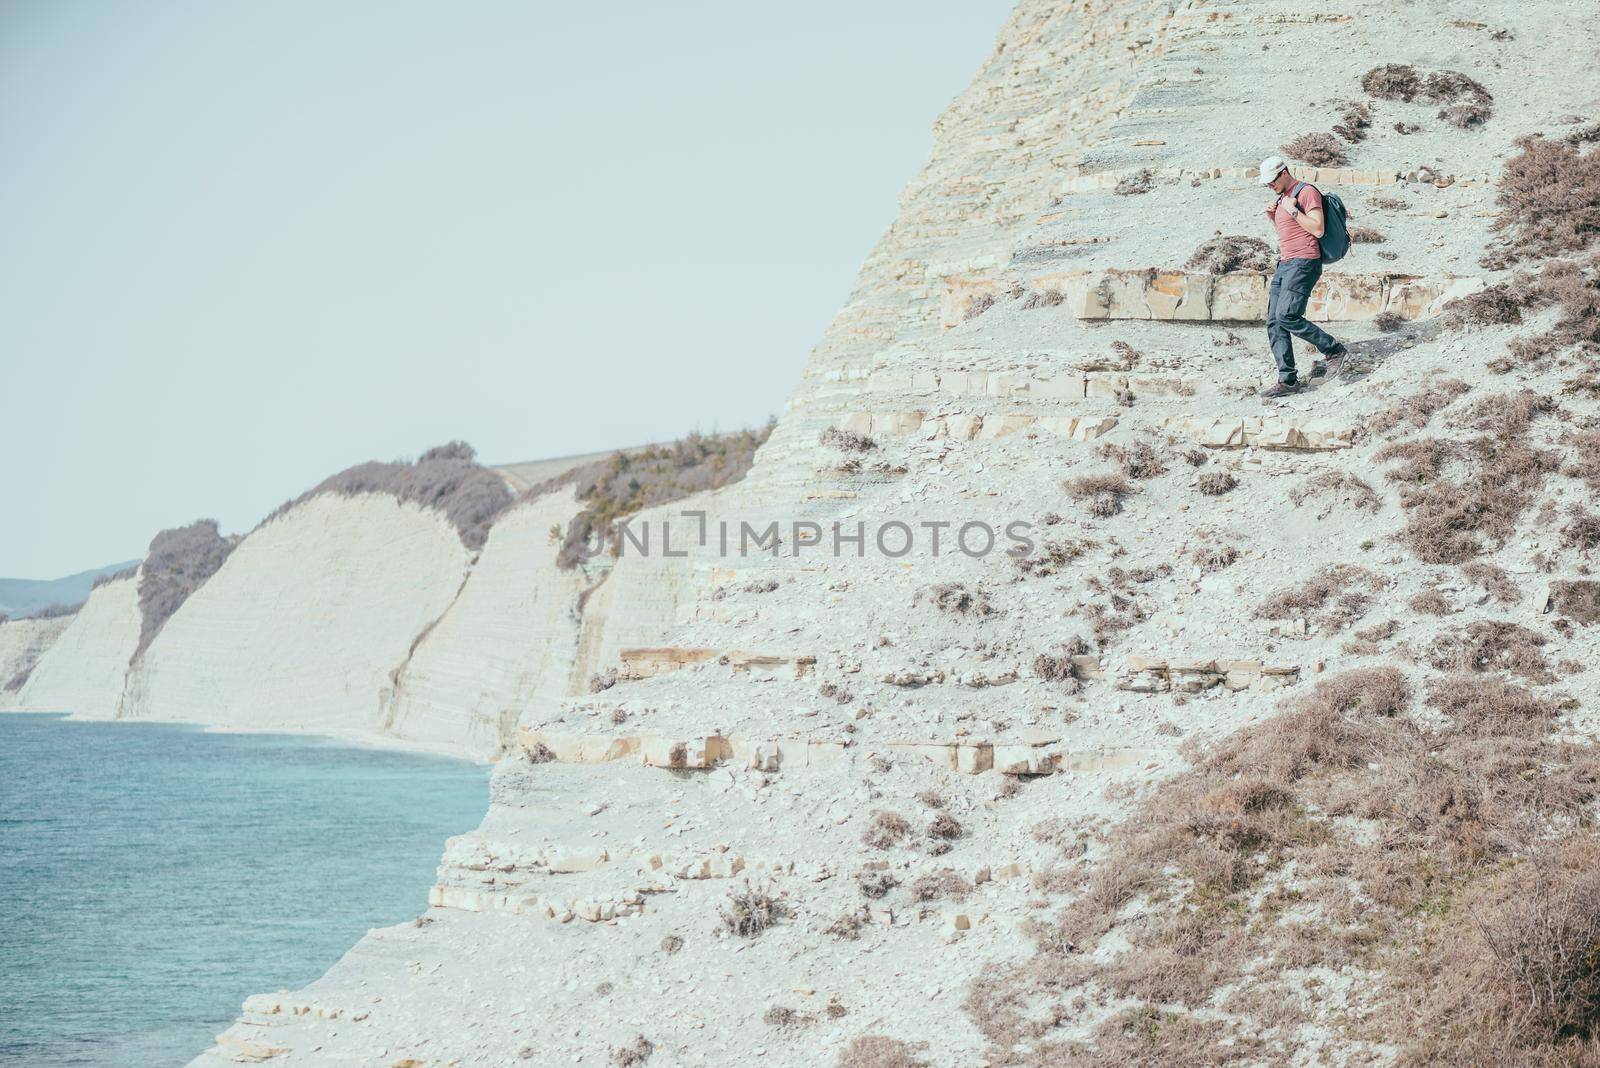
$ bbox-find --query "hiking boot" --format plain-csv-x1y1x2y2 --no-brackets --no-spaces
1320,344,1348,380
1260,381,1304,399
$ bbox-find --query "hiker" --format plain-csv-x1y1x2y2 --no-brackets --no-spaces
1258,154,1347,398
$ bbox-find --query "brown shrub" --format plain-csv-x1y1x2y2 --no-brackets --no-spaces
1255,565,1386,629
1349,226,1386,244
1013,537,1094,578
1370,377,1470,434
1063,473,1133,517
838,1035,928,1068
1563,506,1600,552
1378,396,1559,563
1332,100,1372,143
1461,562,1521,604
718,883,789,937
269,442,512,552
1099,440,1166,479
821,427,877,452
855,871,898,900
1281,132,1348,167
1196,471,1237,496
1289,472,1382,513
910,869,972,902
916,582,992,616
660,934,683,954
963,293,997,321
612,1036,655,1066
1184,235,1273,275
1409,589,1452,615
926,813,963,841
132,520,235,664
1361,65,1493,118
861,811,910,850
1486,136,1600,266
1192,544,1239,573
1427,621,1552,682
536,426,771,567
1114,168,1155,196
1475,860,1600,1044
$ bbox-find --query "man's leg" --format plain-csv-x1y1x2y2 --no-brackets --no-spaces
1266,265,1298,384
1276,260,1340,356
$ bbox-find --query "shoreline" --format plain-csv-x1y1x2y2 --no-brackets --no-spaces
1,708,495,765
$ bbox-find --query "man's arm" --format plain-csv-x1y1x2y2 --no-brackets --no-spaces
1279,195,1326,237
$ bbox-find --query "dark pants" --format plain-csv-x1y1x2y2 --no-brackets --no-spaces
1268,258,1340,384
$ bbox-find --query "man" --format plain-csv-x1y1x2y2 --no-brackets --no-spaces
1258,154,1346,398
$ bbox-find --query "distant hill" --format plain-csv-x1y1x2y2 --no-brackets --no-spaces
0,561,140,620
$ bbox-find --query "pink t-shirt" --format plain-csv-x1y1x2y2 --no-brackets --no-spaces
1272,182,1324,261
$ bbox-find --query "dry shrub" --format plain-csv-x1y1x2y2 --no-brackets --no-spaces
862,810,910,850
1288,471,1382,513
1063,473,1133,518
91,564,138,590
1184,235,1273,275
1114,168,1154,196
963,665,1600,1063
660,934,683,954
763,1006,806,1028
1370,377,1470,434
915,583,992,616
1360,64,1494,127
1020,288,1065,310
269,442,512,552
1255,564,1386,630
1196,471,1236,496
1374,309,1403,331
856,871,898,900
1377,393,1559,563
132,520,235,663
1445,279,1533,327
911,869,972,902
1427,620,1552,682
1349,226,1386,244
1568,431,1600,489
1461,562,1521,605
1371,195,1410,211
1332,100,1372,143
1410,589,1452,615
926,813,963,841
1281,132,1348,167
1098,440,1166,479
718,883,789,937
1486,136,1600,266
1192,544,1238,573
1563,507,1600,552
542,426,772,568
838,1035,928,1068
612,1036,655,1066
964,293,997,321
824,909,868,941
588,669,618,694
1034,642,1090,688
1013,538,1093,578
821,427,877,453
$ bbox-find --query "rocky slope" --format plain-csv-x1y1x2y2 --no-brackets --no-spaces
0,0,1582,1061
0,613,76,696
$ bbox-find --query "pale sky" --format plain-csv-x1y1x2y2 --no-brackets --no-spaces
0,0,1013,579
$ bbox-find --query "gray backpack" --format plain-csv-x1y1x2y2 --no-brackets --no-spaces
1292,181,1350,264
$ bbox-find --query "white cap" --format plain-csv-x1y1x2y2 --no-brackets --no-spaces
1258,155,1288,185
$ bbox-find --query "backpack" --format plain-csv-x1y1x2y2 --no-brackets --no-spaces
1293,181,1350,264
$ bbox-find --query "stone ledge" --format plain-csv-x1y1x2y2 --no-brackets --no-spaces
1018,269,1482,323
836,411,1119,442
519,728,1161,777
1161,416,1357,450
865,368,1193,400
618,647,817,681
1054,164,1491,196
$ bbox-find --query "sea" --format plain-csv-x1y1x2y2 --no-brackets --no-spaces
0,713,488,1066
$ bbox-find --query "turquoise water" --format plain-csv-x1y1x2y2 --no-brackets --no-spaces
0,714,487,1066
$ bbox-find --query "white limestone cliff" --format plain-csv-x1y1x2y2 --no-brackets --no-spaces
0,613,76,696
117,494,471,740
3,575,140,716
